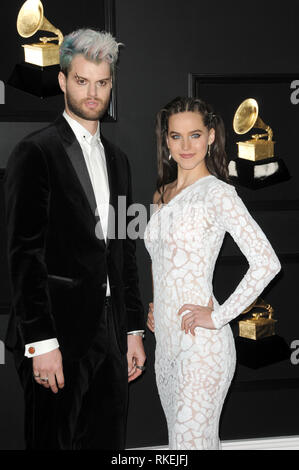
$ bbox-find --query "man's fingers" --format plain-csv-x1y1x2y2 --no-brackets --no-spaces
127,354,135,376
48,372,58,394
128,360,145,382
128,366,137,379
39,369,50,388
128,364,136,375
55,367,65,389
33,367,65,393
33,368,43,385
33,376,43,386
129,366,141,380
32,349,64,392
128,369,142,382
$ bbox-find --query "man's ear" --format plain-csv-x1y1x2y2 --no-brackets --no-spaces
58,71,66,93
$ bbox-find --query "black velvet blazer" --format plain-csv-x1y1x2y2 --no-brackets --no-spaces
4,115,145,360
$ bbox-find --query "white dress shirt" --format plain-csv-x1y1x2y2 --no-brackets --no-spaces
25,112,143,358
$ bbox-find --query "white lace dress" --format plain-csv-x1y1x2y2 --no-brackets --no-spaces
144,174,281,450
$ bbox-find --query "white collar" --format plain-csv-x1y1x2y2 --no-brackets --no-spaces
63,110,101,146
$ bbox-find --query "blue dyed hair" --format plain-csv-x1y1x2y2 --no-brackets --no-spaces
60,28,121,75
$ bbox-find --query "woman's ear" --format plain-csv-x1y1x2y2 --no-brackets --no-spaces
209,128,216,145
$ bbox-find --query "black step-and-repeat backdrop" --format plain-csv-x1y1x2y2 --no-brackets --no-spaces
1,0,299,450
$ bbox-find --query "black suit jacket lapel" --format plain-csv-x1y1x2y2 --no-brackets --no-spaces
101,135,117,249
54,115,106,244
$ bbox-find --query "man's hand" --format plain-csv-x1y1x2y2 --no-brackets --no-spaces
33,348,65,394
127,335,146,383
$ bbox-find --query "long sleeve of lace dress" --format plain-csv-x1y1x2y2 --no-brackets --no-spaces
206,182,281,330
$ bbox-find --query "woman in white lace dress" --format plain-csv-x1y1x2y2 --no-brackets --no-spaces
144,97,281,450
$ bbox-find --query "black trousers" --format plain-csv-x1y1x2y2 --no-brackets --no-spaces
16,298,128,450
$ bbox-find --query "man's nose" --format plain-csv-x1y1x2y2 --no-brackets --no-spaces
87,83,98,97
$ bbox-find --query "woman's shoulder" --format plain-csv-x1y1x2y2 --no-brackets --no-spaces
203,177,240,218
153,187,164,205
153,181,175,204
206,175,236,198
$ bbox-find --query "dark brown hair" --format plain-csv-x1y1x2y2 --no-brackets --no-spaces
155,96,231,200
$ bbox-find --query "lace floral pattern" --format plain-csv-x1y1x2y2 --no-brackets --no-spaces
144,175,281,450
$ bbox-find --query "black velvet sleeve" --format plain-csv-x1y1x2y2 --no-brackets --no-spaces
122,155,145,332
4,140,57,346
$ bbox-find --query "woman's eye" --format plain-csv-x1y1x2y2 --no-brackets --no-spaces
191,133,200,138
171,135,180,140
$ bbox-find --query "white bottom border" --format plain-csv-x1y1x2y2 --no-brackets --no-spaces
129,435,299,450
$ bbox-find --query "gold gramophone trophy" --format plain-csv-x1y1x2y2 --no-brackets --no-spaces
8,0,63,97
17,0,63,67
228,98,290,188
233,98,274,161
238,298,277,341
236,297,290,369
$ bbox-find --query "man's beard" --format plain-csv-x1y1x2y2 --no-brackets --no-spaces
65,90,110,121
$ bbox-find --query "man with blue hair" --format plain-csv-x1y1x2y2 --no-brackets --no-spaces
4,28,146,449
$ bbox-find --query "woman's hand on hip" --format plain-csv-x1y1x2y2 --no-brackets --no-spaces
178,296,215,334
